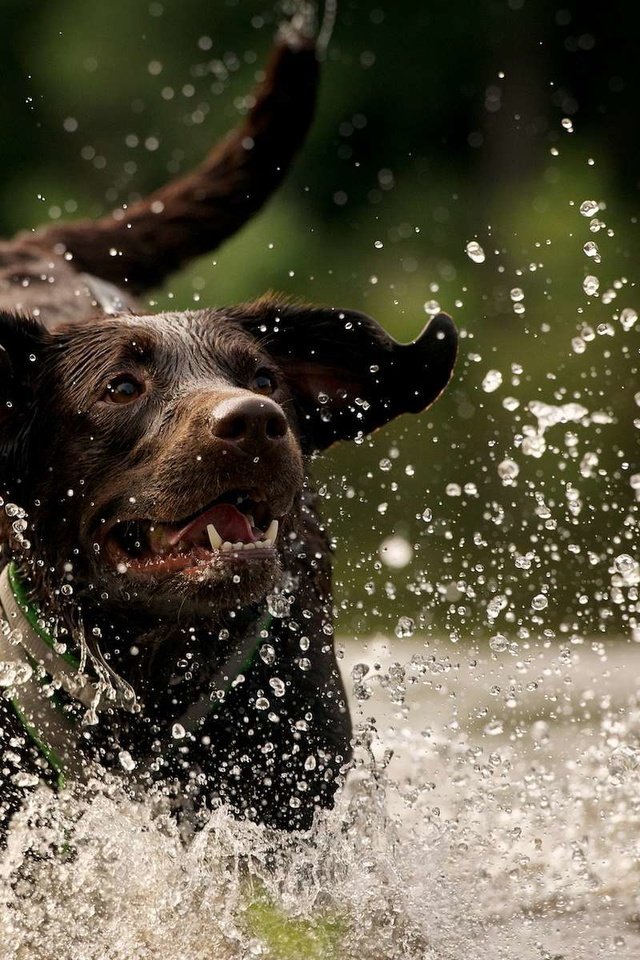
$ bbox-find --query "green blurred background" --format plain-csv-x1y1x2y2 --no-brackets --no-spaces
1,0,639,643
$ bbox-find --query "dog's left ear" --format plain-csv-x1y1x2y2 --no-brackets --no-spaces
239,302,457,450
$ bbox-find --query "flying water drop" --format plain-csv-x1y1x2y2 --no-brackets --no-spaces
465,240,485,263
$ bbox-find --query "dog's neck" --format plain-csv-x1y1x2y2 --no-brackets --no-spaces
95,602,272,718
7,558,274,725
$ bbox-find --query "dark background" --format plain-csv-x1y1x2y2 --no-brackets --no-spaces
1,0,639,643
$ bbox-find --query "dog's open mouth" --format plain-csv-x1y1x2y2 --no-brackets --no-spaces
105,490,281,575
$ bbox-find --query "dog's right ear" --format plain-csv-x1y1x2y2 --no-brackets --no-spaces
0,313,48,451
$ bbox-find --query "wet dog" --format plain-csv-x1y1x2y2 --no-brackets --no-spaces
0,17,456,836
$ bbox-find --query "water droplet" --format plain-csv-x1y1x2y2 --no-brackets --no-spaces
482,369,502,393
268,677,285,698
379,535,413,569
255,696,270,710
423,299,441,316
118,750,136,772
497,459,519,483
379,458,392,472
489,633,509,653
597,321,615,336
561,117,574,132
266,594,291,618
509,287,524,302
351,662,369,682
259,643,276,665
12,772,39,788
580,451,598,477
614,554,635,576
0,662,19,687
582,275,599,295
619,307,638,331
171,723,186,739
521,434,547,458
487,595,507,619
484,718,504,736
395,616,415,638
580,199,599,217
465,240,485,263
531,594,548,610
583,240,600,260
608,744,640,779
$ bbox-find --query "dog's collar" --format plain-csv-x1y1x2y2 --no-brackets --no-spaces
0,563,94,787
0,562,135,787
0,563,135,713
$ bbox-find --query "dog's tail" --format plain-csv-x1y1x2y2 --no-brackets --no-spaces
25,22,320,296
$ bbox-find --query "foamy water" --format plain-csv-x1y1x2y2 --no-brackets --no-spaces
2,638,639,960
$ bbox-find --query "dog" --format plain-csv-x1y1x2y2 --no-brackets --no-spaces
0,16,457,837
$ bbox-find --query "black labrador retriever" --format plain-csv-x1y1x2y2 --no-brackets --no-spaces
0,17,456,836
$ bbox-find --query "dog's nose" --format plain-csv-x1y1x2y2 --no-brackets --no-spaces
211,396,288,447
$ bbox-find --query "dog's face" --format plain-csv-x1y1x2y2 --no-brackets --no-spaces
0,298,456,622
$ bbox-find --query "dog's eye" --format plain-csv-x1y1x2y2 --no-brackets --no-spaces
251,369,276,395
104,375,145,404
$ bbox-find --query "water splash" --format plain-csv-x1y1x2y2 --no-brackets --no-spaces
3,639,640,959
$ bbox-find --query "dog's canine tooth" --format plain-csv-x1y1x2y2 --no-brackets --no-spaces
265,519,279,544
207,523,222,550
221,541,233,552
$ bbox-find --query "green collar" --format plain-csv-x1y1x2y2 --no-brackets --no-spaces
7,561,80,668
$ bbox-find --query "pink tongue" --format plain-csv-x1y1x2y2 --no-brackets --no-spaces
170,503,254,546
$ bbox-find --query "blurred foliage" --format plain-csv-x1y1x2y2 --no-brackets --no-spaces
1,0,640,641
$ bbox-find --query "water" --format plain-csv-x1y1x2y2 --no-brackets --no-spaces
2,639,640,958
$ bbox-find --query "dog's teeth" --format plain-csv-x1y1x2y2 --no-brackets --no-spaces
207,523,222,550
233,541,243,550
265,519,279,544
221,541,233,552
244,542,256,550
254,539,265,548
246,514,255,527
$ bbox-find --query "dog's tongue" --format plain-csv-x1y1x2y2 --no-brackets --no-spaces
169,503,253,546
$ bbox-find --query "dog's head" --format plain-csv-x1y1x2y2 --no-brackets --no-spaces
0,297,456,621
